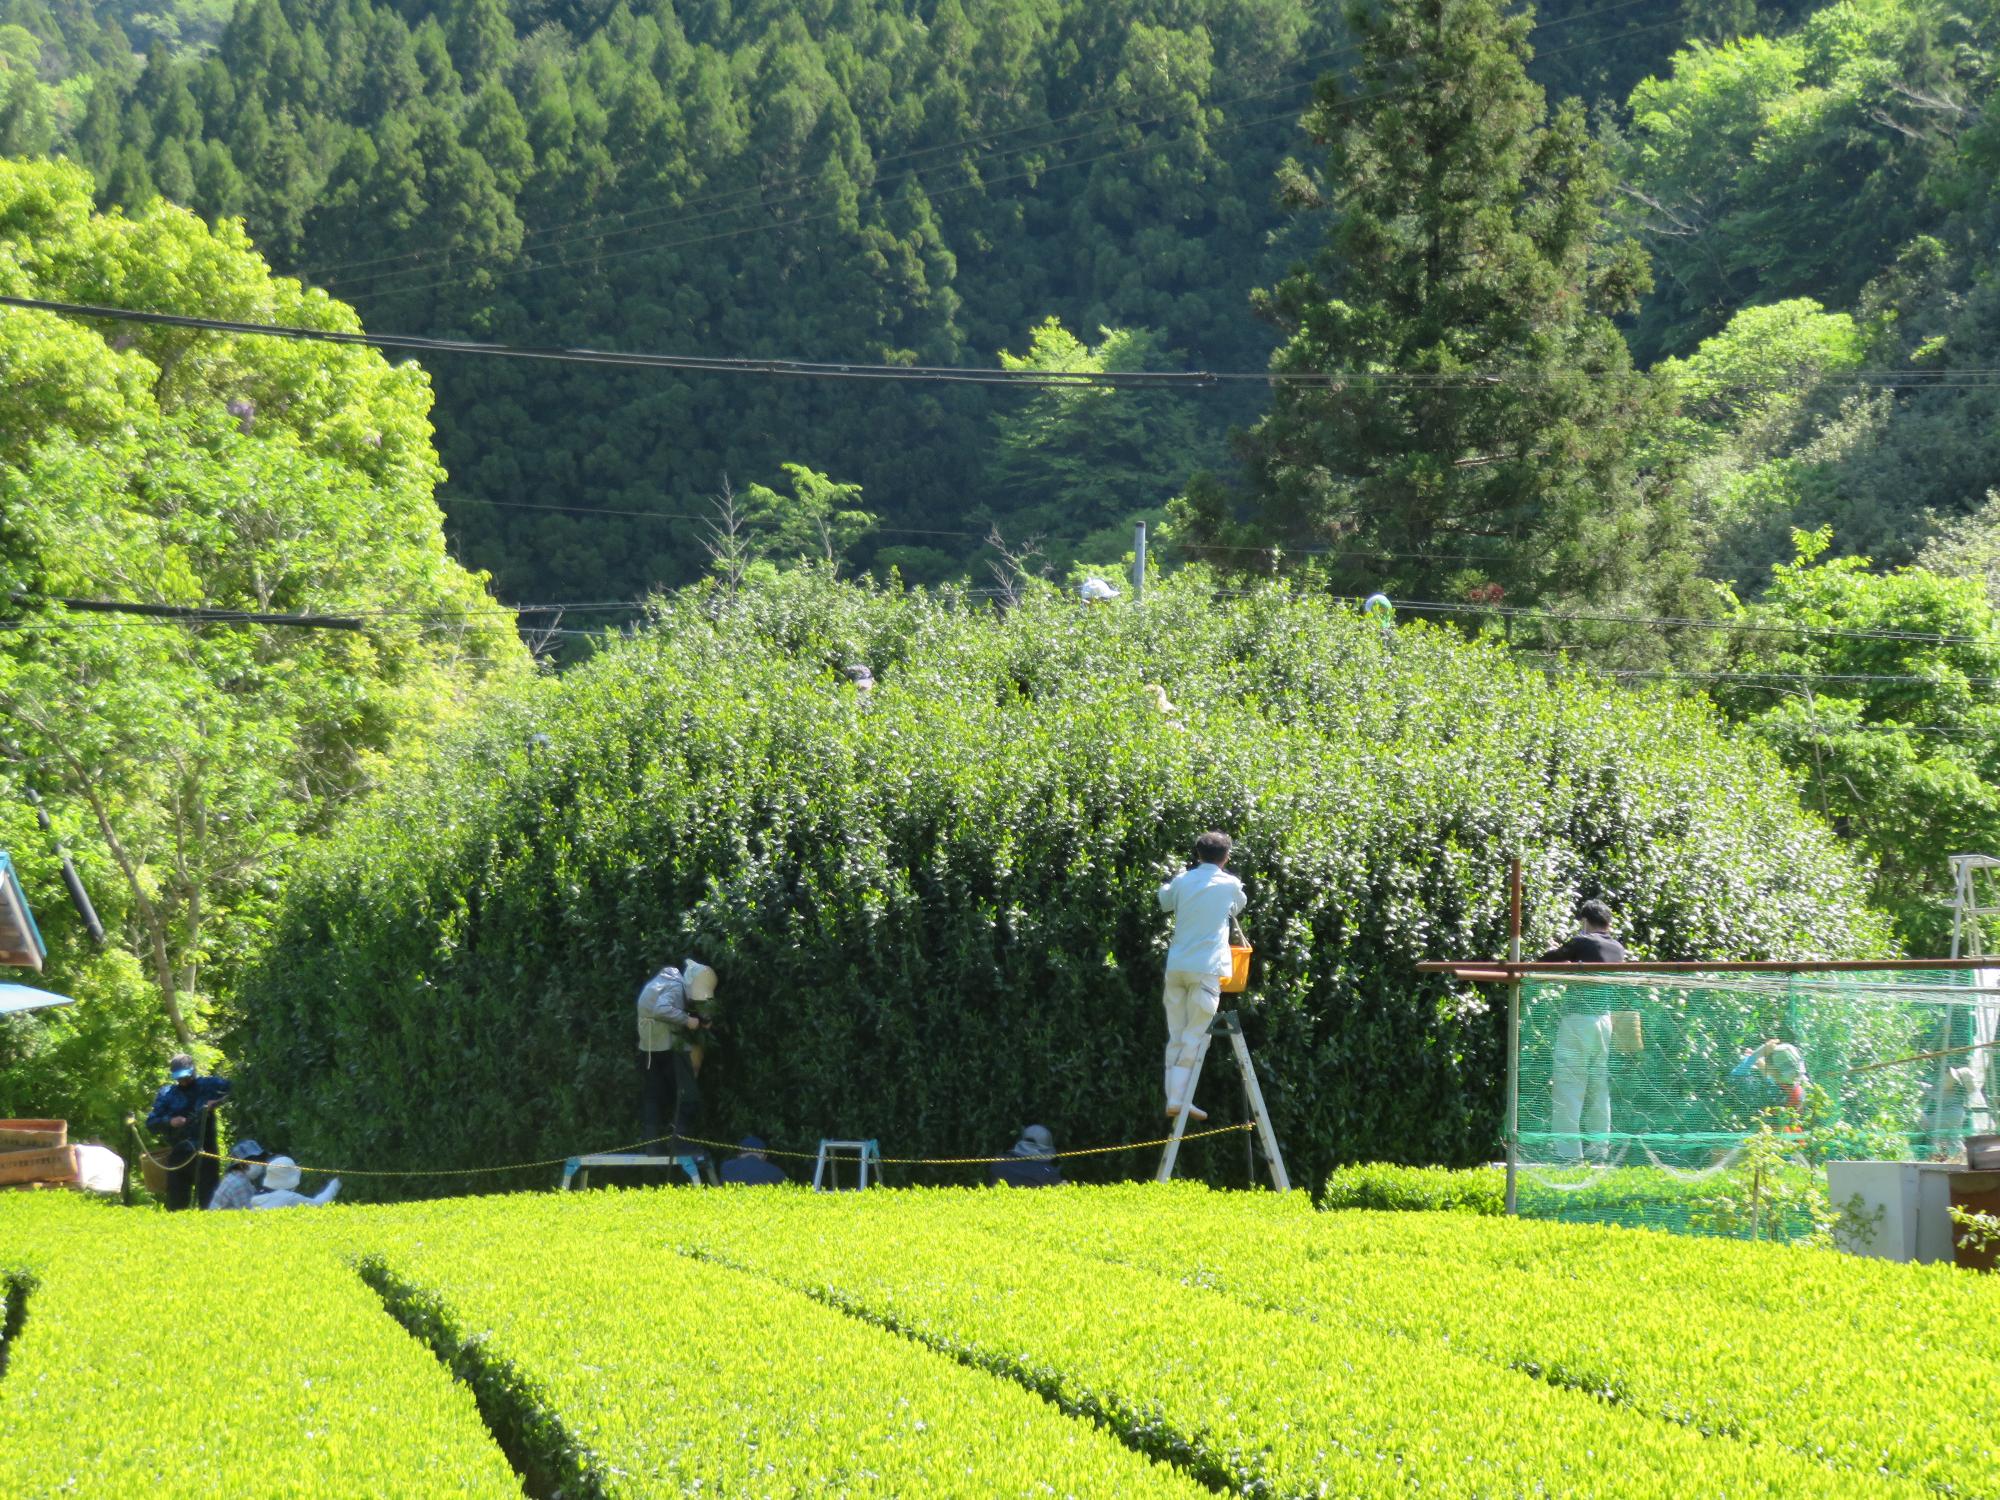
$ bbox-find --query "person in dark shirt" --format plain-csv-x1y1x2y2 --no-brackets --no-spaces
1538,900,1629,964
1538,901,1627,1162
987,1124,1064,1188
145,1052,231,1210
719,1135,789,1186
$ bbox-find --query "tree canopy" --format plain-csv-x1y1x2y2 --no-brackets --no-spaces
1179,0,1674,612
0,156,526,1141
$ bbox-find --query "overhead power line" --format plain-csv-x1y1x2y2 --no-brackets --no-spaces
13,294,2000,398
3,593,364,630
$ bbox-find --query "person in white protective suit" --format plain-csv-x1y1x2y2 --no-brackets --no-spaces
250,1156,341,1208
1156,831,1247,1122
1930,1064,1986,1156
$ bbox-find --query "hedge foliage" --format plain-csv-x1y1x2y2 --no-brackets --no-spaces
1321,1161,1509,1215
231,573,1886,1194
358,1197,1204,1497
671,1186,1924,1497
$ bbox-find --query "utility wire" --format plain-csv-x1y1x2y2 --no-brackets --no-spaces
13,291,1999,397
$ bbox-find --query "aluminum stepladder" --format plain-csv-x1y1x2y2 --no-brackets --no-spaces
813,1138,881,1190
1156,1010,1291,1191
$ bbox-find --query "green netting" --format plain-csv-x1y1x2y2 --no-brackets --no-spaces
1512,967,1998,1240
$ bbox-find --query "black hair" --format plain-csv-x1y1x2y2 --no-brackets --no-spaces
1193,831,1233,865
1579,899,1614,929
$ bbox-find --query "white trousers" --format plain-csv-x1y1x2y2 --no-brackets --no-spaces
1163,970,1221,1108
1550,1013,1613,1161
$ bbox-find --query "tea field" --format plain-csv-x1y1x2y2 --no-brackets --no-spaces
2,1183,1994,1497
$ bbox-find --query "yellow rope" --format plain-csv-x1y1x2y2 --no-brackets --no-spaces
129,1120,1256,1180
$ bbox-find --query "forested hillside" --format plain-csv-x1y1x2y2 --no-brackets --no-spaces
14,0,1983,604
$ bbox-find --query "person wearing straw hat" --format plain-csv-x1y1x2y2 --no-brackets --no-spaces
988,1124,1064,1187
1539,900,1627,1162
145,1052,231,1210
636,956,720,1147
1157,832,1247,1123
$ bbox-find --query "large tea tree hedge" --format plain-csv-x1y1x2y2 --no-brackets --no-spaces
232,573,1886,1194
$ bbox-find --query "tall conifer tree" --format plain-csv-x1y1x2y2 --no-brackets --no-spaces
1182,0,1661,604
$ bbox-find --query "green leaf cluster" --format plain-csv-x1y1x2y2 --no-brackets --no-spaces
1715,532,2000,949
227,569,1883,1198
6,1182,1994,1494
0,1194,521,1497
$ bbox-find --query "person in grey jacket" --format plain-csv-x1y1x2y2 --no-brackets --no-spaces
637,958,719,1146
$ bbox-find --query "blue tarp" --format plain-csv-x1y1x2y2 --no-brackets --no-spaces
0,982,71,1015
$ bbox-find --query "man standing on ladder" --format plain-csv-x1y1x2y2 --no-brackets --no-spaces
1157,831,1247,1121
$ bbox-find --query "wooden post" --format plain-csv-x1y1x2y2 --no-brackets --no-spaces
1506,857,1523,1217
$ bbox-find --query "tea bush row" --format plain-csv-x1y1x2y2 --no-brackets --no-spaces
656,1186,1909,1497
0,1194,519,1498
351,1193,1206,1498
940,1182,2000,1495
232,573,1886,1196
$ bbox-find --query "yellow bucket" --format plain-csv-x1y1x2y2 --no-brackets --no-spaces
1221,942,1254,994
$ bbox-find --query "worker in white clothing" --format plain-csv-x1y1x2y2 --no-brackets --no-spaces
1539,900,1628,1161
1156,831,1247,1122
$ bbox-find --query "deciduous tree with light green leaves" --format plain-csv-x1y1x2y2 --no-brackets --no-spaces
989,317,1221,571
0,158,527,1139
1715,528,2000,950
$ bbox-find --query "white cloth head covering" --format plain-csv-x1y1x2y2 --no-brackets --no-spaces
261,1156,302,1192
683,959,718,1002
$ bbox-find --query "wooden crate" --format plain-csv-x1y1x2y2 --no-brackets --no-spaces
0,1145,78,1187
0,1119,66,1150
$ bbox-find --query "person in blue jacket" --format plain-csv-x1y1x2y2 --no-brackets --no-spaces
146,1052,231,1210
719,1136,789,1186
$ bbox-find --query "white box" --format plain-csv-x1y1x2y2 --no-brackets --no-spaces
1825,1161,1960,1263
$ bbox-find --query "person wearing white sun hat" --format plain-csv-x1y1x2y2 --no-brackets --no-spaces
637,955,721,1146
250,1156,341,1208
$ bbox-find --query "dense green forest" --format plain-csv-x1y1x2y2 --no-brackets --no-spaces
12,0,1981,603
